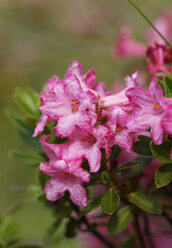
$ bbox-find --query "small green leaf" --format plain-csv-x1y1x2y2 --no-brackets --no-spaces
19,131,42,152
79,197,101,217
109,145,121,161
10,150,45,165
27,185,43,198
107,206,133,234
117,157,152,178
129,191,162,214
100,188,119,215
101,171,111,185
150,140,172,163
5,111,33,134
155,164,172,188
164,76,172,98
133,140,152,157
14,87,40,118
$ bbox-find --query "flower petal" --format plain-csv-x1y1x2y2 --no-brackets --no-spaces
69,183,87,207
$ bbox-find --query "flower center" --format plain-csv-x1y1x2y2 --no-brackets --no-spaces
71,99,80,113
153,102,161,110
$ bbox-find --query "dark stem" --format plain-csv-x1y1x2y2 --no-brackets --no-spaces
72,203,115,248
143,214,156,248
128,0,172,49
134,213,147,248
162,210,172,228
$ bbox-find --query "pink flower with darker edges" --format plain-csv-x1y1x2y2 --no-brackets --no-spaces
40,160,90,206
66,60,110,97
126,77,170,145
34,73,97,138
39,126,108,173
100,72,138,110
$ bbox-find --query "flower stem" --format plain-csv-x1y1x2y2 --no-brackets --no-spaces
128,0,172,49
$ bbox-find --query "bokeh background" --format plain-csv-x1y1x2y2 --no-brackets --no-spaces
0,0,172,247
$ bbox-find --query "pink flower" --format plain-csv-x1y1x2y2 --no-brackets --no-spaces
162,105,172,135
34,73,97,138
114,26,146,58
100,72,138,110
146,43,172,75
40,160,90,206
126,77,170,144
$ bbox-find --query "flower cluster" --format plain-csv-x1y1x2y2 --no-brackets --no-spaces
114,12,172,75
33,60,172,207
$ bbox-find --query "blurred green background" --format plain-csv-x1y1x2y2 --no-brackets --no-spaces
0,0,172,247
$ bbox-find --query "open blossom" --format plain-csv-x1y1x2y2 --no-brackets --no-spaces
126,77,170,144
34,73,97,137
40,160,90,206
100,71,138,110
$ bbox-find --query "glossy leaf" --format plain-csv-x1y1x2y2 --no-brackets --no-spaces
129,191,162,214
133,140,152,157
164,76,172,98
117,157,152,178
155,164,172,188
150,140,172,163
100,188,119,215
107,206,133,234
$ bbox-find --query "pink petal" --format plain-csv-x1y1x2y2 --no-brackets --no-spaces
63,74,83,99
73,167,90,183
45,178,67,201
151,118,164,145
162,106,172,135
39,135,61,160
69,183,87,207
33,114,48,137
84,145,101,173
82,68,96,87
65,60,83,78
54,115,76,137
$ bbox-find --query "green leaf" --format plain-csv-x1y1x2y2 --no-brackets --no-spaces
150,140,172,163
109,145,121,161
100,188,119,215
101,171,111,185
164,76,172,98
138,135,152,142
79,197,101,217
155,164,172,188
133,140,152,157
117,157,152,178
107,206,133,234
27,185,43,198
10,150,45,165
129,191,162,214
14,88,40,118
19,131,42,152
5,111,33,134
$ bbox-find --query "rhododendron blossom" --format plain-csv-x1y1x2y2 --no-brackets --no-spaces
33,60,172,207
40,160,90,206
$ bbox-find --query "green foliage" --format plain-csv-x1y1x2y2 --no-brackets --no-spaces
117,157,152,178
133,139,153,157
0,216,18,248
150,140,172,163
14,88,41,119
10,150,45,165
100,188,119,215
65,218,80,238
164,76,172,98
107,206,134,234
19,131,42,152
155,164,172,188
129,191,162,214
79,197,101,217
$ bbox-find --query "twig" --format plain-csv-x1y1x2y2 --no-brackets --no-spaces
128,0,172,49
72,203,115,248
143,214,156,248
134,213,147,248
